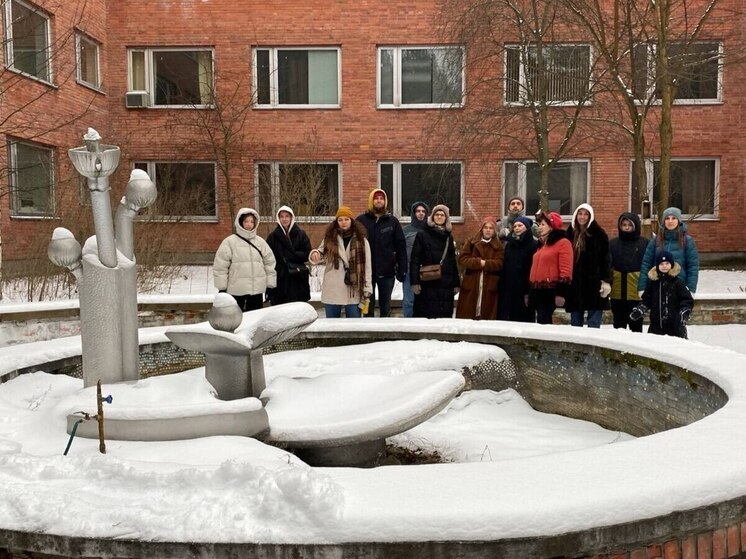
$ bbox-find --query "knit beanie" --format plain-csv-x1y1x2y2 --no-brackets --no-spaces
481,215,498,228
367,189,388,212
656,250,675,267
335,206,354,220
514,216,533,230
661,207,683,223
507,196,525,210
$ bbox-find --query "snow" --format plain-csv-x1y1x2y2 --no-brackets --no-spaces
0,268,745,544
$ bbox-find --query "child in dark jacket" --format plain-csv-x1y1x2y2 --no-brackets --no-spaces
630,251,694,339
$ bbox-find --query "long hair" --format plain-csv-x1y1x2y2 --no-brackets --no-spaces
656,223,686,249
572,223,589,261
323,219,366,268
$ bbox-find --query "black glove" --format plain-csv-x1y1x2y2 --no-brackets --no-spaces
218,289,226,293
680,309,691,323
629,305,646,322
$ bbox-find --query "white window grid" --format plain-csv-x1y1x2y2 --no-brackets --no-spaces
75,32,101,90
8,138,55,217
3,0,53,84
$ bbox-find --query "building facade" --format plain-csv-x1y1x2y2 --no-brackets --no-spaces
1,0,744,272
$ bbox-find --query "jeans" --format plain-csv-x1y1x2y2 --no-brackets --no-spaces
570,310,603,328
402,275,415,318
325,304,362,318
366,276,396,317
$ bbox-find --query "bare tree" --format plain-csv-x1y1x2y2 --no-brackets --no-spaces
436,0,606,213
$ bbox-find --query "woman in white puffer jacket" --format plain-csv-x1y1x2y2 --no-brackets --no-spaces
213,208,277,311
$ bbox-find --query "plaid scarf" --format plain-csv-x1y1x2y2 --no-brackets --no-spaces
324,220,368,297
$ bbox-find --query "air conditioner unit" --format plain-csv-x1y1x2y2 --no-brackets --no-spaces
125,92,150,108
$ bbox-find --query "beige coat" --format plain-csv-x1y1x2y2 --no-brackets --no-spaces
316,235,372,305
213,208,277,296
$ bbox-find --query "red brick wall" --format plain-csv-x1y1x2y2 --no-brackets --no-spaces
2,0,744,263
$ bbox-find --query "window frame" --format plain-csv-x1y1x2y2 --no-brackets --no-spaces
252,46,342,109
127,47,215,108
2,0,53,84
502,159,591,219
378,161,464,221
630,157,719,220
504,43,593,107
255,161,342,221
7,138,55,218
377,45,465,109
75,31,101,90
633,41,722,104
132,160,218,221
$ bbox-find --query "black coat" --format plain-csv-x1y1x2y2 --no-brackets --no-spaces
356,212,407,281
266,224,312,304
565,221,612,312
609,212,648,302
409,226,459,318
498,229,537,321
641,263,694,337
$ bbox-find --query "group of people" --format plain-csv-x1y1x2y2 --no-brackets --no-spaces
212,193,699,338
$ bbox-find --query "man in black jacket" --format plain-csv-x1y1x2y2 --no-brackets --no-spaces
357,189,407,317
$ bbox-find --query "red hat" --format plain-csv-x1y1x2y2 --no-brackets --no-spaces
539,211,563,230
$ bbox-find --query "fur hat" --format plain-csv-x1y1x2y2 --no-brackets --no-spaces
514,216,533,230
428,204,452,232
656,250,675,266
335,206,354,220
538,211,563,230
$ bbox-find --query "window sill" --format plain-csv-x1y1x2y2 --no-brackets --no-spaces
9,213,57,220
76,79,105,94
253,105,342,110
7,67,56,88
134,216,219,223
377,104,464,110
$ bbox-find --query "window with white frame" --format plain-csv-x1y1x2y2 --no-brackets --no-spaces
378,46,464,108
633,42,721,102
76,33,100,89
128,48,214,106
256,162,340,218
379,162,463,218
505,44,591,105
254,48,340,107
503,160,589,217
630,158,717,217
133,161,216,219
8,139,54,216
3,0,51,82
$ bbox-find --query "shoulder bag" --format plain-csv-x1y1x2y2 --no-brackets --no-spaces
419,239,450,282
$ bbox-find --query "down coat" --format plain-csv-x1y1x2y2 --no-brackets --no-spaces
641,262,694,337
609,212,648,302
266,206,312,304
638,220,700,294
455,233,504,320
213,208,277,296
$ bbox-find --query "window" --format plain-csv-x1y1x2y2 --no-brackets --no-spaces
76,33,100,89
133,162,216,219
633,42,721,102
254,48,340,107
256,162,340,218
378,46,464,108
8,139,54,216
379,162,463,218
128,48,214,106
631,158,717,218
3,0,51,82
503,160,589,217
505,44,591,105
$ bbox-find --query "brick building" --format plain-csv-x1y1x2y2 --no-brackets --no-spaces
1,0,744,272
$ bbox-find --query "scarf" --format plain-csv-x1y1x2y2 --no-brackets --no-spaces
324,220,367,297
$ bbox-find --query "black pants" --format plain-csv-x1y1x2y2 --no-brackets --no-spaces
232,293,263,312
610,299,643,332
531,288,557,325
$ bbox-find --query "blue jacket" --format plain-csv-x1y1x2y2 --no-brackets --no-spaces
638,224,700,293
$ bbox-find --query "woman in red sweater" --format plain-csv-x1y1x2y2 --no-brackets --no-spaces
529,211,574,324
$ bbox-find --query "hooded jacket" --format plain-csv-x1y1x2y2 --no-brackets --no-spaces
641,261,694,336
356,189,407,280
265,205,312,304
213,208,277,296
609,212,648,301
403,201,430,262
565,204,612,312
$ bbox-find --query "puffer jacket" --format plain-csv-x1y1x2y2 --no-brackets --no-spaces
213,208,277,296
638,223,700,293
609,213,648,301
641,262,694,336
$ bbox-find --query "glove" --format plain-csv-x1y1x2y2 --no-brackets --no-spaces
599,281,611,298
412,284,421,295
454,287,459,294
680,309,691,323
396,273,406,283
524,294,530,307
554,295,565,308
629,305,646,322
638,290,644,299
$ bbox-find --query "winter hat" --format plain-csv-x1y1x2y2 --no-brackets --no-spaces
367,188,388,212
481,215,498,228
572,203,595,226
410,201,430,219
514,216,533,230
539,211,563,230
335,206,354,220
235,208,260,233
661,207,683,223
276,205,296,230
656,250,675,267
428,204,452,232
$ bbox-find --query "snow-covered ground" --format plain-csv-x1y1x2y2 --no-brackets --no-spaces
0,268,745,544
